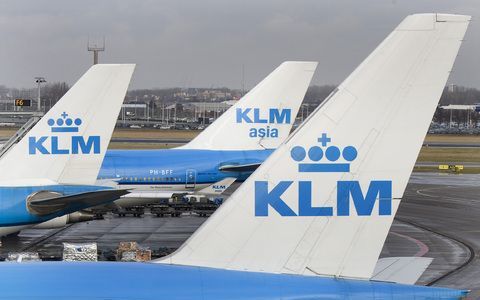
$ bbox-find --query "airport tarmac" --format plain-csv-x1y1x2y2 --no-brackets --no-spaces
0,214,206,260
1,172,480,294
394,174,480,295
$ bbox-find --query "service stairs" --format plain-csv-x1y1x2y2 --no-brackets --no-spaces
0,116,41,158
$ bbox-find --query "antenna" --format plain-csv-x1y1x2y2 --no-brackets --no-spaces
87,37,105,65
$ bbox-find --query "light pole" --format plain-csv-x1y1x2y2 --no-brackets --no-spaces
35,77,46,112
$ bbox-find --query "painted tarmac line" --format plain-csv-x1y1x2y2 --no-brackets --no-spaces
390,231,430,257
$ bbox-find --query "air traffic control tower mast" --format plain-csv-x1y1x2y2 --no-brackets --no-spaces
87,37,105,65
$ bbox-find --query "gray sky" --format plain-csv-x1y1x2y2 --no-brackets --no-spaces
1,0,479,90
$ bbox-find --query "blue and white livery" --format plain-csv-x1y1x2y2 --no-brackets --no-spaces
98,62,317,207
0,64,135,236
0,14,470,299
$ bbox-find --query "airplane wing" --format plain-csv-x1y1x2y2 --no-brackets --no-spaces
219,163,262,172
372,257,433,285
122,191,178,199
28,189,129,216
95,178,122,188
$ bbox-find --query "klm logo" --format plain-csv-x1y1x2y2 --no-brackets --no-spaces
236,108,291,138
236,108,291,124
290,133,357,173
255,180,392,217
28,112,100,155
254,133,393,217
212,185,227,190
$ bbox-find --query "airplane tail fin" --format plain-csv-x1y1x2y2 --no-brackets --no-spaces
157,14,470,280
180,61,317,150
197,177,236,195
0,64,135,185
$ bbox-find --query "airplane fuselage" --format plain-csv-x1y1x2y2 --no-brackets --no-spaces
0,262,466,299
99,149,274,191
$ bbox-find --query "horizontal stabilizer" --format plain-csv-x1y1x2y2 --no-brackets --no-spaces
28,189,129,216
198,177,237,195
372,257,433,285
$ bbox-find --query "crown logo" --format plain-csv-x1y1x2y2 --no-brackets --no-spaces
290,133,357,173
47,112,82,133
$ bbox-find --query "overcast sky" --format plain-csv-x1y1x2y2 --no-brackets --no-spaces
1,0,479,90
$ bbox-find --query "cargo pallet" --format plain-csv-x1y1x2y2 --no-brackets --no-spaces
114,206,145,217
